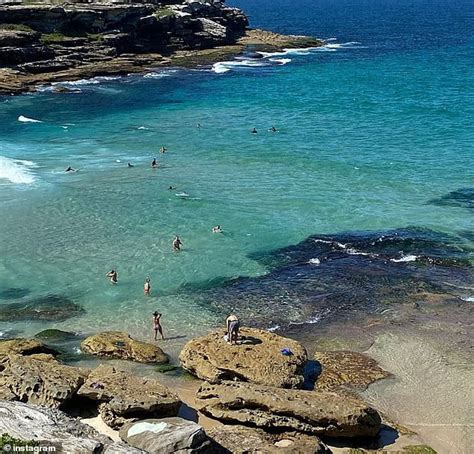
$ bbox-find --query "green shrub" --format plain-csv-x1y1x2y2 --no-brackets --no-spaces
0,433,39,450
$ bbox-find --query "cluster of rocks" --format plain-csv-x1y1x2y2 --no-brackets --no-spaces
0,2,325,94
0,328,397,453
178,327,390,452
0,1,248,94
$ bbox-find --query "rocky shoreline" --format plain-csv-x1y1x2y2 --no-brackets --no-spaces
0,1,323,95
0,329,437,453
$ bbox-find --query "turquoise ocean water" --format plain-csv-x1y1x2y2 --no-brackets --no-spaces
0,0,473,346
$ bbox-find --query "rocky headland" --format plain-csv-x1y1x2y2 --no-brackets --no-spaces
0,1,323,95
0,329,438,453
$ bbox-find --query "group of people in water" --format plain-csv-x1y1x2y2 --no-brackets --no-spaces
69,125,274,342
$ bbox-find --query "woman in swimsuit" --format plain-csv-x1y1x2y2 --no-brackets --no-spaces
144,278,151,295
106,270,118,284
152,311,164,340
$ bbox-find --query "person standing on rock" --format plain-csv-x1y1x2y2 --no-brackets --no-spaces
153,311,165,341
226,314,240,345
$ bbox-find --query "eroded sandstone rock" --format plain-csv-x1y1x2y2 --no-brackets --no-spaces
0,400,144,454
81,331,168,364
179,327,307,388
207,425,331,453
196,381,381,438
0,354,88,408
0,338,58,359
119,417,212,453
77,365,181,429
314,350,391,392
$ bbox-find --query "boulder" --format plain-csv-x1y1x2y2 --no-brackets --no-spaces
0,354,88,408
196,381,381,438
207,425,331,453
0,338,58,359
119,417,212,453
196,18,228,44
314,351,391,392
77,365,181,429
0,400,144,453
81,331,168,364
34,329,79,342
179,328,307,388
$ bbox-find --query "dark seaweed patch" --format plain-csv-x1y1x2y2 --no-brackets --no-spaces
0,294,85,321
183,228,473,329
429,188,474,211
0,287,30,300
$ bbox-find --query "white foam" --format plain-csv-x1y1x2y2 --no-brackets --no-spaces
0,156,37,185
212,62,231,74
308,258,321,265
325,41,366,49
269,58,292,65
460,296,474,302
137,126,149,130
212,59,269,74
313,238,347,249
18,115,42,123
391,255,418,263
267,325,280,332
346,247,372,256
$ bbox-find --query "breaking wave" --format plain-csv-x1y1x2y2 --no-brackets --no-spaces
0,156,37,185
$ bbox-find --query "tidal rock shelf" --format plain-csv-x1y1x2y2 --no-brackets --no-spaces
0,329,437,453
0,2,323,95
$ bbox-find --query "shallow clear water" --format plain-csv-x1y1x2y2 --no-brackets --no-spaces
0,0,473,346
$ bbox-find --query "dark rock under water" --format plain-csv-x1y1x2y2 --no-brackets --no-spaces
429,187,474,211
0,294,85,321
181,228,473,329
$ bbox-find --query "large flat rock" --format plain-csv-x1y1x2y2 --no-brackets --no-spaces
0,338,58,359
314,350,391,391
77,365,181,429
207,425,331,453
196,381,381,438
0,400,144,453
0,354,88,408
119,417,212,453
81,331,168,364
179,327,307,388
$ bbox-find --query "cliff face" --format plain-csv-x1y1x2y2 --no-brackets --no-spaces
0,1,248,70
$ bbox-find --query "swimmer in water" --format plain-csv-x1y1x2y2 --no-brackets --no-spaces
65,166,77,172
168,186,176,190
251,127,258,134
197,123,201,128
106,269,118,284
152,311,164,340
144,277,151,295
160,146,167,154
212,225,222,233
127,162,134,168
151,158,158,168
269,126,278,132
173,235,183,251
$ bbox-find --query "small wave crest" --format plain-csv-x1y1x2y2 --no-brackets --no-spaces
18,115,42,123
391,254,418,263
0,156,37,185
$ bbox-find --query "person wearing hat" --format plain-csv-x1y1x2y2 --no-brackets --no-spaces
152,311,164,341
